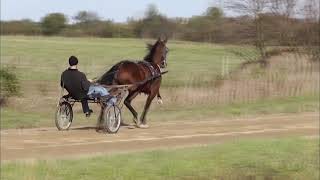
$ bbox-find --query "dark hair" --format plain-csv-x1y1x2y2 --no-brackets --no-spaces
69,56,78,66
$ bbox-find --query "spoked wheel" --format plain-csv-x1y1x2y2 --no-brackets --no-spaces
102,105,121,134
55,102,73,130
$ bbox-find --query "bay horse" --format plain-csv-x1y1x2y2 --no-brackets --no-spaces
97,37,169,128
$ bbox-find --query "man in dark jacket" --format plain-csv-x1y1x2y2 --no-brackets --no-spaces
61,56,115,117
60,56,93,117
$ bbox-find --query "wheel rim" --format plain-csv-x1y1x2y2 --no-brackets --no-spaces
106,106,121,132
57,104,72,129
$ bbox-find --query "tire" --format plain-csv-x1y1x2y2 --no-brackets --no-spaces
102,105,121,134
55,102,73,130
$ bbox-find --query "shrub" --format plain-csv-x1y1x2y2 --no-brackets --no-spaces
0,67,20,105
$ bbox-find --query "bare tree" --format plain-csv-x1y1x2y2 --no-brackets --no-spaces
226,0,270,59
269,0,297,18
268,0,298,46
301,0,320,61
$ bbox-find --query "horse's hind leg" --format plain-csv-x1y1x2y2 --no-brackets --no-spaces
124,91,139,125
139,93,157,128
96,105,104,132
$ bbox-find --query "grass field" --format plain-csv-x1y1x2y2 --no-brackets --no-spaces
1,36,319,180
1,35,252,129
0,36,254,86
2,137,319,180
1,36,319,129
1,94,319,129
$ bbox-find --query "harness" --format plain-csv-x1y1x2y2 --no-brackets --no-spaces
96,61,165,87
138,61,160,77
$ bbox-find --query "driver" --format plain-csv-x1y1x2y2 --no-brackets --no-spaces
60,56,111,117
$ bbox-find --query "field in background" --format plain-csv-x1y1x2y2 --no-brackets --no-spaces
0,36,319,129
2,137,319,180
1,36,250,86
1,36,319,180
0,36,247,128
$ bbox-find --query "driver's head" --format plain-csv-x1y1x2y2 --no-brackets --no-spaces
69,56,78,67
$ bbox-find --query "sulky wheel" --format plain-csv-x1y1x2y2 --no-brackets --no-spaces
102,105,121,133
55,101,73,130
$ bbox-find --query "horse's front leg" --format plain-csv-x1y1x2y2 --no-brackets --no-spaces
139,93,157,128
157,92,163,104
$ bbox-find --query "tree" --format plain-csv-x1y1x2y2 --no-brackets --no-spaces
72,11,104,37
301,0,320,61
41,13,67,35
145,4,159,18
227,0,270,58
205,7,224,42
269,0,297,18
205,7,223,20
267,0,298,45
133,4,176,38
73,11,100,24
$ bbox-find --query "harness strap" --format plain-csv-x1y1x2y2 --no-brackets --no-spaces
138,61,160,77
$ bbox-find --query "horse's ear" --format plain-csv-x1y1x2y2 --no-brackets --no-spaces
158,36,167,43
163,37,168,44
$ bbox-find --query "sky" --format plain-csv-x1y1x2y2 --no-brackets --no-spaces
1,0,224,22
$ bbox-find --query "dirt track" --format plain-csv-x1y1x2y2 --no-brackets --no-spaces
1,113,319,161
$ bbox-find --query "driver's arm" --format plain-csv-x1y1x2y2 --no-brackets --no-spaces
81,73,91,92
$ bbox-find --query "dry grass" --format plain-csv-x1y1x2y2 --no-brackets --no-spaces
2,53,319,128
6,53,319,111
157,53,319,106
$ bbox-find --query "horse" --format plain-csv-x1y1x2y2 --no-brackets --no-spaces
97,37,169,128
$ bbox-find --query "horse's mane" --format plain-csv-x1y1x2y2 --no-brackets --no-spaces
143,41,159,62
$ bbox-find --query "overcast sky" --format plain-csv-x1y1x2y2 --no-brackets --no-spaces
1,0,226,22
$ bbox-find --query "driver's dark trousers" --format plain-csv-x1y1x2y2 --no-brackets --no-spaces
81,99,90,113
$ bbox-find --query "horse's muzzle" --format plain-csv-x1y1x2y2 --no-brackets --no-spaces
161,61,167,68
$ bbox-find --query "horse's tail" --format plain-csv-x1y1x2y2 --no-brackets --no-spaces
96,61,124,85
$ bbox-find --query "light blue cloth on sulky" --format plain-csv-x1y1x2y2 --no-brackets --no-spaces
88,85,109,97
87,85,117,105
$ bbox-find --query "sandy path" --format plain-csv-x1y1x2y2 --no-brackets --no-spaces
1,113,319,161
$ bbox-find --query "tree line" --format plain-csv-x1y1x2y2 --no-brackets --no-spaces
1,1,319,47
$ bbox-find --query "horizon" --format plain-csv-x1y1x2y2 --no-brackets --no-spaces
1,0,229,22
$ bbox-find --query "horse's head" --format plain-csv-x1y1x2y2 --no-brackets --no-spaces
144,37,169,69
156,37,169,68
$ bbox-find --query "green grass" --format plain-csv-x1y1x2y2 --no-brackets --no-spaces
1,36,318,129
0,36,253,87
148,94,319,122
0,108,45,129
1,138,319,180
1,94,318,129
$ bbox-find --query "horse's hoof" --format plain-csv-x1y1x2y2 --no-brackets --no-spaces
127,125,136,129
95,127,102,133
157,99,163,105
137,124,149,129
133,118,139,125
120,122,130,126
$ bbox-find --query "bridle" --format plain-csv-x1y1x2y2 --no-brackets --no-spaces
160,46,169,69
